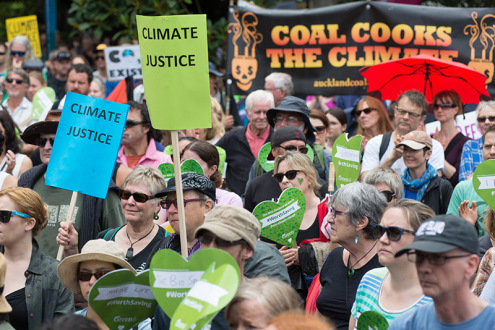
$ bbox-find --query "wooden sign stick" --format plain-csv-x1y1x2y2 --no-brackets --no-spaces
328,162,335,194
56,190,79,261
171,130,188,258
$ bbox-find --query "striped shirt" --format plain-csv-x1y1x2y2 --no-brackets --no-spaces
351,267,432,328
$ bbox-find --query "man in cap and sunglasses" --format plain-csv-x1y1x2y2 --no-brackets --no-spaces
390,215,495,329
47,49,72,100
18,112,125,258
117,101,172,169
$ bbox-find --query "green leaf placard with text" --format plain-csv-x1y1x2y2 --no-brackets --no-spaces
149,249,239,319
473,159,495,210
332,133,362,189
257,143,314,172
158,159,204,181
252,187,306,247
88,269,156,330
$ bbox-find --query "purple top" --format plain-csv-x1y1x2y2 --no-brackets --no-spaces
445,132,471,187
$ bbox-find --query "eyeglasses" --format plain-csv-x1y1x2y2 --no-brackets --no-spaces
125,120,147,128
77,270,111,282
380,190,396,203
274,115,302,125
0,210,31,223
314,125,327,133
95,55,105,60
356,107,375,116
372,224,415,241
11,51,26,57
395,106,422,119
119,190,154,203
35,137,55,148
201,233,245,248
0,52,5,56
278,145,308,154
406,251,471,265
273,170,300,183
477,116,495,123
434,103,456,109
160,198,203,210
6,78,23,85
329,206,347,218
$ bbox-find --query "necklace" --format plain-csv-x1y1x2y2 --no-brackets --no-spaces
125,225,155,259
347,242,377,278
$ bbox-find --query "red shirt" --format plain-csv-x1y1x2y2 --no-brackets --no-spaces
245,123,270,158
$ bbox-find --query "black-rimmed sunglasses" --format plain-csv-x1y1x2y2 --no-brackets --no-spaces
380,190,396,203
201,233,245,248
356,107,375,116
35,137,55,148
77,270,111,282
372,224,415,241
477,116,495,123
125,120,147,128
160,198,203,210
6,78,23,84
118,190,154,203
278,145,308,154
273,170,300,183
0,210,31,223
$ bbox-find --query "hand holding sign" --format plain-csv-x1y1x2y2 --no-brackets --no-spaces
473,159,495,210
332,133,362,189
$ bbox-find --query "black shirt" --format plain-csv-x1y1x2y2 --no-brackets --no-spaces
6,287,28,330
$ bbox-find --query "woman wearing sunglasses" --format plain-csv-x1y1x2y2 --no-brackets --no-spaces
4,35,37,73
309,110,330,151
0,187,73,329
324,107,347,153
349,199,434,329
355,97,393,151
363,167,403,204
0,110,32,178
57,239,136,330
431,90,471,187
316,182,386,330
57,166,167,272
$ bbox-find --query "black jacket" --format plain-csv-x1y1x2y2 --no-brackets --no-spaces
421,176,453,215
216,126,273,196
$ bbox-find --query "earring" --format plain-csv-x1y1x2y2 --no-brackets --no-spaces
153,214,159,220
355,235,359,244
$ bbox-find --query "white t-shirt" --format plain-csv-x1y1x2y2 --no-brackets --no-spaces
361,132,444,176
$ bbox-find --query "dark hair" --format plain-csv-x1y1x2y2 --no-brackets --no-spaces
38,314,98,330
432,90,463,116
127,100,154,141
68,63,93,84
182,140,222,188
0,111,20,154
397,90,427,115
310,109,329,128
0,132,4,155
324,107,347,126
483,125,495,140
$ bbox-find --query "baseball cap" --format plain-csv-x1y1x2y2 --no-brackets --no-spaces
395,214,479,257
271,126,306,147
155,173,216,201
396,130,432,150
195,205,261,250
55,51,71,61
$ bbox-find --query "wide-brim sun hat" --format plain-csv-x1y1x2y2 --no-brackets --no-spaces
57,239,135,295
0,253,11,313
21,110,62,145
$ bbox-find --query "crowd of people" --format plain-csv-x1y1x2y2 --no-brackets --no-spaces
0,30,492,330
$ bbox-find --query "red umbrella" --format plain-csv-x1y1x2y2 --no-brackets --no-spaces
359,54,490,103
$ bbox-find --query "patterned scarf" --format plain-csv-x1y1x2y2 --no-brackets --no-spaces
402,163,437,201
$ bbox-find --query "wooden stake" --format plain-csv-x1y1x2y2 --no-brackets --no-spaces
171,130,188,258
56,191,78,261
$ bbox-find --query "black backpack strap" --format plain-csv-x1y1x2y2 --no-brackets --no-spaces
379,131,393,161
102,227,121,241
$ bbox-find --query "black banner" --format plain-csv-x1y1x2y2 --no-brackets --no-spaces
227,2,495,98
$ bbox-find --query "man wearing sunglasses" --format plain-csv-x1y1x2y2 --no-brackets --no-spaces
390,215,495,329
361,90,445,178
116,101,172,169
18,116,125,258
2,68,33,131
47,50,72,101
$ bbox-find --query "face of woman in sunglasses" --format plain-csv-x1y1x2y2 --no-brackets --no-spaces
357,100,380,131
120,182,159,224
78,260,116,301
0,196,34,246
275,160,310,193
377,208,415,266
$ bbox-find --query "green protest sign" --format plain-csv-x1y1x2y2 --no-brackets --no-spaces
88,269,156,330
170,263,240,330
357,311,389,330
136,14,211,130
158,159,204,181
332,133,362,189
149,249,239,319
252,187,306,247
257,143,314,172
30,87,56,120
473,159,495,210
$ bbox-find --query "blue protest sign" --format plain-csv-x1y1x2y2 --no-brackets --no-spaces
46,92,129,198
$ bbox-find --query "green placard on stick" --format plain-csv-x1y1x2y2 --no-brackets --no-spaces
136,14,211,130
332,133,362,189
473,159,495,210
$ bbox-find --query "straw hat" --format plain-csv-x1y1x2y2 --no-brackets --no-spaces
0,254,12,313
57,239,135,294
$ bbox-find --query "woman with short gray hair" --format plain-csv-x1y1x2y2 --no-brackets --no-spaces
363,167,403,203
316,181,387,330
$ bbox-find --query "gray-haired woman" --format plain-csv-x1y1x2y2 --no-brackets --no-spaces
315,182,387,330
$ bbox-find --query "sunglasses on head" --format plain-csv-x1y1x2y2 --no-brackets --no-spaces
477,116,495,123
273,169,300,183
6,78,23,85
160,198,203,210
380,190,396,202
35,137,55,148
314,125,327,133
125,120,147,128
119,190,154,203
201,233,245,248
11,51,25,57
434,103,456,109
77,270,111,282
278,145,308,153
356,107,375,116
372,224,415,241
0,210,31,223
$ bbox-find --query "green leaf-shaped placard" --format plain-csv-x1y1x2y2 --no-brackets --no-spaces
88,269,156,330
332,133,362,189
149,249,239,319
473,159,495,210
357,311,389,330
158,159,204,181
170,263,240,330
257,142,314,172
252,187,306,247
